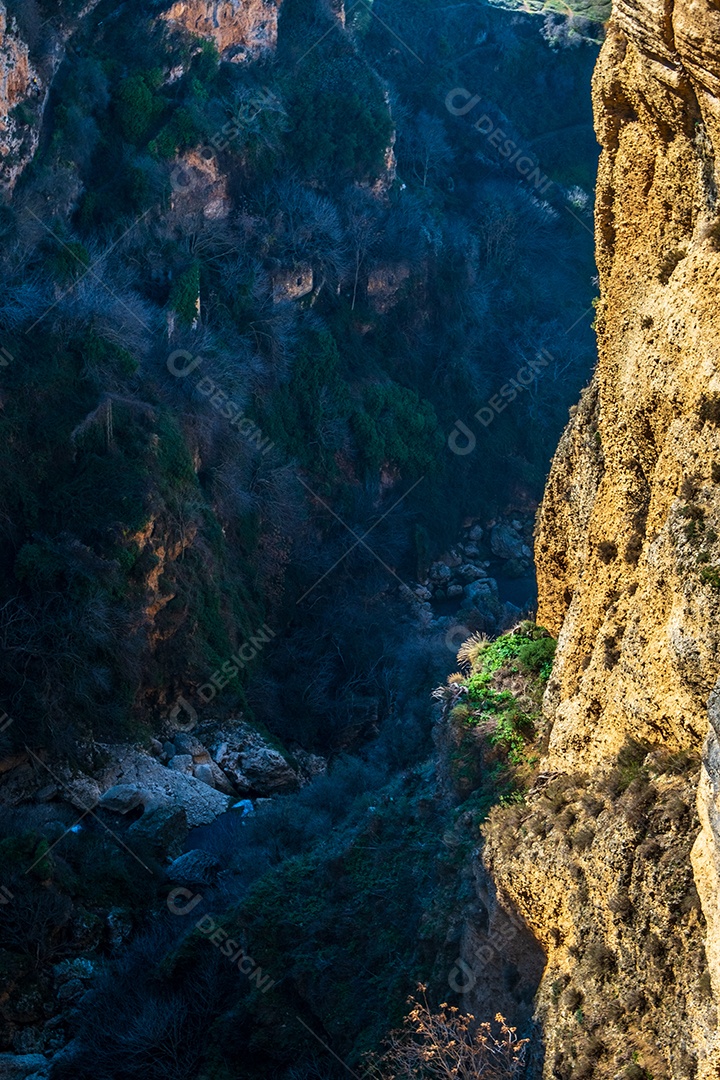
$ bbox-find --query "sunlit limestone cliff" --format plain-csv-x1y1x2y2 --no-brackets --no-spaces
485,0,720,1074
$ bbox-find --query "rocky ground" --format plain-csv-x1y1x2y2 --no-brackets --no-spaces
410,513,537,635
0,713,327,1078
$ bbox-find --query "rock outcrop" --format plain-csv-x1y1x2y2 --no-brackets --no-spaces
97,745,233,827
484,0,720,1074
160,0,282,62
0,2,41,190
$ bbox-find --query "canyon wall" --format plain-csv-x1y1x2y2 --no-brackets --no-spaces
160,0,282,61
487,0,720,1075
0,1,41,190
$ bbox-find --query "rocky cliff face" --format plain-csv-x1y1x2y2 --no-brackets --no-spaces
160,0,282,61
486,0,720,1075
0,1,41,190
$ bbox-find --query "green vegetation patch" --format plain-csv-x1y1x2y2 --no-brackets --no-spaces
451,622,555,774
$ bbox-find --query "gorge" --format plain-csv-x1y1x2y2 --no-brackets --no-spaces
0,0,717,1076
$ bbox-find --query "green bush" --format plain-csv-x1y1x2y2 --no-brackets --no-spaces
515,636,557,678
149,107,201,160
352,383,442,479
283,36,393,181
700,565,720,590
115,72,164,143
168,263,201,326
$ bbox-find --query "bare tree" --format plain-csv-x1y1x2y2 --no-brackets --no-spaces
403,112,451,189
344,190,381,310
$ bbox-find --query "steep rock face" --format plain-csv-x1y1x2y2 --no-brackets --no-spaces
536,4,720,777
486,0,720,1075
0,2,41,190
160,0,282,61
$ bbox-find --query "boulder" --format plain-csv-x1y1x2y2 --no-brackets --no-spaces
173,733,207,757
56,979,84,1003
468,524,484,541
212,723,299,795
98,784,144,813
98,747,233,827
465,580,495,603
202,759,236,795
458,563,485,582
429,562,452,584
166,849,221,885
294,750,327,784
167,754,194,774
447,584,464,598
128,804,188,858
63,777,100,812
0,1056,48,1080
240,746,297,791
413,585,432,602
193,763,216,788
490,523,525,561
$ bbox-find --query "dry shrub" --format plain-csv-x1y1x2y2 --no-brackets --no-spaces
457,632,491,672
365,985,528,1079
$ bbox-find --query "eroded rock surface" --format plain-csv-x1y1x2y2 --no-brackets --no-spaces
0,2,41,190
160,0,282,61
486,0,720,1073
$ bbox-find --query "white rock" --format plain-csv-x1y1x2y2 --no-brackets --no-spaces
98,784,144,813
64,777,100,812
98,746,232,829
168,754,194,775
193,763,216,788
